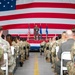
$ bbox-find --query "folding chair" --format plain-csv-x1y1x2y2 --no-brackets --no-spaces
11,46,15,55
61,52,71,75
1,53,8,75
55,46,59,55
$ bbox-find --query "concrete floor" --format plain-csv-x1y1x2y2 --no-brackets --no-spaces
14,53,55,75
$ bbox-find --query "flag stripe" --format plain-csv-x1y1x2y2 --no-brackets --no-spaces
0,8,75,16
3,23,75,30
11,34,58,38
1,18,75,26
0,13,75,21
16,2,75,9
16,0,75,5
9,29,67,34
1,0,75,35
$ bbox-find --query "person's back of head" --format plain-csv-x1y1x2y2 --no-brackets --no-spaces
72,28,75,39
66,30,73,39
6,34,12,46
1,34,5,39
6,34,12,40
61,31,67,39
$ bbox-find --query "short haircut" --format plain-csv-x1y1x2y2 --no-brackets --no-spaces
72,28,75,36
6,34,12,38
66,30,73,37
6,34,12,40
1,34,5,39
62,31,66,33
62,31,66,36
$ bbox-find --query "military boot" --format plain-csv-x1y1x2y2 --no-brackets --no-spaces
8,72,13,75
0,69,4,75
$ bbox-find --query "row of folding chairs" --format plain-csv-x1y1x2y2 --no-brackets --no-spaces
61,52,71,75
1,47,71,75
55,46,71,75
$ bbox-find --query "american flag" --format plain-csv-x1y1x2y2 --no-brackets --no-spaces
0,0,75,37
28,24,30,36
0,0,16,11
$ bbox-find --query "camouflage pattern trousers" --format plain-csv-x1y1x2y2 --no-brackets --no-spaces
67,61,75,75
0,68,4,75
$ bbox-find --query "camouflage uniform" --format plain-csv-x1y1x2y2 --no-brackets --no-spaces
26,42,30,59
21,41,26,60
51,39,66,68
34,25,39,40
23,41,30,59
19,41,25,66
51,41,57,68
12,41,20,68
0,47,4,75
12,40,24,67
45,42,51,62
67,42,75,75
40,41,46,55
67,61,75,75
0,37,16,75
12,41,18,59
53,39,67,74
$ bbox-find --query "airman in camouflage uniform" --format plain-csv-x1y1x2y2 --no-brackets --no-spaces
0,27,16,75
45,42,51,62
3,38,16,75
12,40,18,59
51,39,57,68
19,40,26,66
21,41,26,61
40,41,46,55
67,42,75,75
13,37,26,67
12,37,20,69
0,47,4,75
67,61,75,75
34,25,39,40
26,42,30,59
51,32,67,70
66,28,75,75
55,31,72,75
23,40,30,60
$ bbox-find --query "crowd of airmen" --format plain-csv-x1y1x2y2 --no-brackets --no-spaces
0,27,30,75
1,25,75,75
40,29,75,75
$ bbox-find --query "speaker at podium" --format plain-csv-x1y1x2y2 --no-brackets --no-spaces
34,25,39,40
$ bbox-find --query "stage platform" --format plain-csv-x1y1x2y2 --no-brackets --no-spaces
27,40,48,51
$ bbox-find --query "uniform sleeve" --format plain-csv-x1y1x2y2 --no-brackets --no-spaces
6,41,12,54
